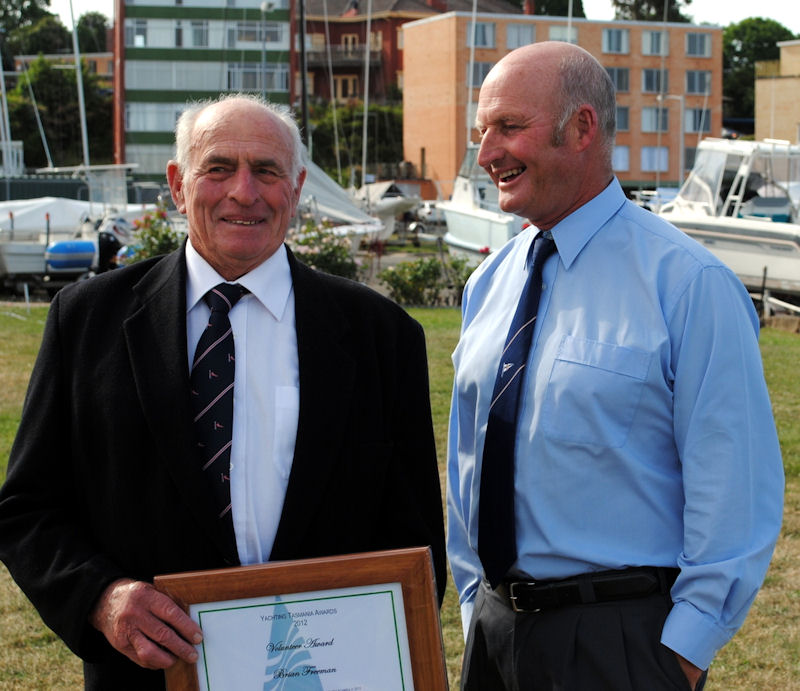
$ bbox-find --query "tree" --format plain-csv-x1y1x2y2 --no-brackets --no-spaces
611,0,692,22
9,54,112,168
0,0,53,69
532,0,585,18
723,17,796,120
77,11,108,53
5,14,71,57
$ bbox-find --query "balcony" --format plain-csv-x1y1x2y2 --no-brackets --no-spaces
306,45,382,67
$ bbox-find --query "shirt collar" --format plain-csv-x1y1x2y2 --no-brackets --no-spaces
535,177,627,270
185,239,293,321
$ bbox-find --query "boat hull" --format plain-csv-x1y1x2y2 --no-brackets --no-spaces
662,212,800,297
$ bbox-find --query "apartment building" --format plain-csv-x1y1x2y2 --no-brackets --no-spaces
755,39,800,144
304,0,521,103
402,12,723,197
113,0,293,175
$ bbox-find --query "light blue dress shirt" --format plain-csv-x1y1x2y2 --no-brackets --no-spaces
447,178,784,670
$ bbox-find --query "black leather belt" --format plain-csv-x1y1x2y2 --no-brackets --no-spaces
495,567,679,613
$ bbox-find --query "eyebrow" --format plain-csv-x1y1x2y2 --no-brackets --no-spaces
203,154,287,173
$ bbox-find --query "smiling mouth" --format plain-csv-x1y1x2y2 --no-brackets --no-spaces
223,218,262,226
497,167,526,183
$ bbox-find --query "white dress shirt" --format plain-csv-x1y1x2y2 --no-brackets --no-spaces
186,239,299,565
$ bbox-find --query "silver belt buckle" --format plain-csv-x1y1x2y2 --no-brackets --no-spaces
509,581,541,613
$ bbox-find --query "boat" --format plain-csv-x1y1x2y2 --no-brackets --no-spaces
350,180,420,242
439,146,525,261
658,138,800,304
0,196,154,289
295,155,385,252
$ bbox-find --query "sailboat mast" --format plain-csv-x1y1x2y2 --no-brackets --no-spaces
69,0,91,168
360,0,373,190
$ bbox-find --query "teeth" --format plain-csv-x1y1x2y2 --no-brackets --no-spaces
498,167,524,181
226,219,259,225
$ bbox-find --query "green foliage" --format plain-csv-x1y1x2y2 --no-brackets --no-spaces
611,0,691,22
77,11,109,52
0,0,51,69
9,54,113,168
378,255,477,306
290,221,360,280
6,14,70,56
126,200,183,263
308,102,404,187
723,18,797,120
532,0,585,18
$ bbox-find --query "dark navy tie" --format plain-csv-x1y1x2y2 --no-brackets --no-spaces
478,232,557,588
190,283,248,535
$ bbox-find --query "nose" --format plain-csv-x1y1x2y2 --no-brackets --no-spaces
477,129,501,170
227,167,258,205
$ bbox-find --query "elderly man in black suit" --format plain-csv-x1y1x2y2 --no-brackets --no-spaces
0,94,445,690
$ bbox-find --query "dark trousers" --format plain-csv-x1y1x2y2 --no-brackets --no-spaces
462,580,708,691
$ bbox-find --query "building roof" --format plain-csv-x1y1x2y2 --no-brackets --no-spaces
306,0,521,17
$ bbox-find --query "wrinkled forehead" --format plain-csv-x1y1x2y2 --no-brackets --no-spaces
190,103,294,169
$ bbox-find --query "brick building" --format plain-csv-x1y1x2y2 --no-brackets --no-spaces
402,12,723,197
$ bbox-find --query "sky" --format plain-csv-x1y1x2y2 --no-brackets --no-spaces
48,0,800,36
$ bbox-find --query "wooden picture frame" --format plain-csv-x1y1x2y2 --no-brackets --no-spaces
154,546,447,690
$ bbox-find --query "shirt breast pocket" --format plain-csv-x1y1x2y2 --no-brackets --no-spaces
541,335,651,448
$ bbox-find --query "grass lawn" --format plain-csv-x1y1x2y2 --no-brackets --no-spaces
1,302,799,689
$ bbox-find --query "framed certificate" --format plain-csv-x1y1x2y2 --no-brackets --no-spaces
154,547,447,690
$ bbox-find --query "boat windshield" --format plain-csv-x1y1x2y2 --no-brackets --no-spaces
676,147,735,213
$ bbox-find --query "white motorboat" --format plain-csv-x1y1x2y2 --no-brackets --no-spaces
659,138,800,303
439,146,525,262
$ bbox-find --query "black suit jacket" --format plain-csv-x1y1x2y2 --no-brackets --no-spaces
0,246,445,689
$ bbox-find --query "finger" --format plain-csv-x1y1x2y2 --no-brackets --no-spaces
147,589,203,648
126,626,181,670
139,611,201,666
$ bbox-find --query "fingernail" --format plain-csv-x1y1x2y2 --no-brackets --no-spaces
193,633,203,645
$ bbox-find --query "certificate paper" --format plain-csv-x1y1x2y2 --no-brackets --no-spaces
190,582,413,690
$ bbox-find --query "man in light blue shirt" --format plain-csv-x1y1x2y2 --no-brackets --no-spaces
447,41,784,690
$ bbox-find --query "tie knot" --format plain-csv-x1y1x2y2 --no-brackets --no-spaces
203,283,248,314
528,233,557,271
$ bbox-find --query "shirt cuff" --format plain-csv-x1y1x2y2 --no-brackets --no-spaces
661,599,731,670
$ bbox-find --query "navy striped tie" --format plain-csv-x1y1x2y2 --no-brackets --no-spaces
190,283,248,536
478,233,557,588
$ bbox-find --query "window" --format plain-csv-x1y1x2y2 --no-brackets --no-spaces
685,108,711,133
227,62,289,92
333,74,358,101
468,62,493,89
616,106,629,132
125,19,147,47
467,22,496,48
686,70,711,95
642,107,669,133
342,34,358,52
175,21,183,47
507,23,534,49
641,146,669,172
191,20,208,47
602,28,629,54
642,68,668,93
642,30,668,56
686,32,711,57
606,67,629,93
549,25,577,44
612,145,630,172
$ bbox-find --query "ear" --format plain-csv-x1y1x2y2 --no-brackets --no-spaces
571,104,599,153
166,160,187,214
291,167,308,215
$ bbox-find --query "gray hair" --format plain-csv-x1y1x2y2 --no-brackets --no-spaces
174,93,304,179
551,49,616,164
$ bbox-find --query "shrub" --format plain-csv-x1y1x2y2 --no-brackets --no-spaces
126,198,183,263
378,257,444,306
289,221,360,280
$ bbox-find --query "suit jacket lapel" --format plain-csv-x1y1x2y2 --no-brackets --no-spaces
123,249,239,563
271,252,357,557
